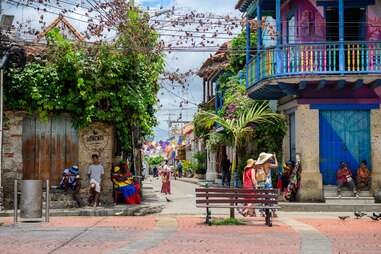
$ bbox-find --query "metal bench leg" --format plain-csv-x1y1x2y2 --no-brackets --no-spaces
206,208,211,226
265,209,272,227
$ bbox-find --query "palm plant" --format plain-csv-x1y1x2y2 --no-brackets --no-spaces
195,102,284,179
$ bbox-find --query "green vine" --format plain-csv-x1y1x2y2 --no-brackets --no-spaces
6,8,164,152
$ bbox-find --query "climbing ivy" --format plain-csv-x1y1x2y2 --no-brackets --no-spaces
6,7,165,152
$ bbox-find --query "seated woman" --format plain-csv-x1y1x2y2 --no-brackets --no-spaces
111,165,141,204
357,160,370,191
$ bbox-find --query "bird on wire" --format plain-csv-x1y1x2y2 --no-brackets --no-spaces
338,216,350,221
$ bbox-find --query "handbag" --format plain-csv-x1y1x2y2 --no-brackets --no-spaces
255,168,267,182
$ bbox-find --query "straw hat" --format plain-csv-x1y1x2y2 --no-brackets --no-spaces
246,159,255,168
255,152,273,165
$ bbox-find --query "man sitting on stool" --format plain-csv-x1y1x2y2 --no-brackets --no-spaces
336,162,358,198
87,154,104,207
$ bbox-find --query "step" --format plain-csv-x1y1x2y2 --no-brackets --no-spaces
324,191,372,198
325,196,375,205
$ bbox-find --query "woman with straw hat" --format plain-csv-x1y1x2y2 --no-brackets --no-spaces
239,159,257,217
255,152,278,189
255,152,279,216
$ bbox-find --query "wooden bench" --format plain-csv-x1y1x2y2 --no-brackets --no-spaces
196,186,280,227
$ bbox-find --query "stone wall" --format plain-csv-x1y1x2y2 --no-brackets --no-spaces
78,122,114,204
2,111,24,208
371,108,381,193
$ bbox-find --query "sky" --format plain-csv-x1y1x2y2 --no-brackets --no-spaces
4,0,241,141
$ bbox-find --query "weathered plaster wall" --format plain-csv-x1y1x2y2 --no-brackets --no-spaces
2,111,25,208
295,105,323,201
78,122,114,203
371,108,381,193
279,101,323,201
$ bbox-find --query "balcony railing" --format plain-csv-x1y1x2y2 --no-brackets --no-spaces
247,41,381,87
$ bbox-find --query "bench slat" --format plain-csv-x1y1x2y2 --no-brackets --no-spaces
196,199,278,204
195,188,278,194
196,205,280,209
196,193,277,198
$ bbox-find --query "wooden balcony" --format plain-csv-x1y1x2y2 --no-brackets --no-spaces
247,41,381,88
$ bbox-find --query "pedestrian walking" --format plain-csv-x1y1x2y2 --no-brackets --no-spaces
221,153,231,187
160,160,171,195
177,160,183,178
87,154,104,207
239,159,256,217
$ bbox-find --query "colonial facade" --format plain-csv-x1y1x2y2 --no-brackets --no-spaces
236,0,381,201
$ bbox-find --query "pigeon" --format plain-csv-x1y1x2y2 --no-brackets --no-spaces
354,211,367,219
368,215,380,221
373,212,381,219
338,216,350,221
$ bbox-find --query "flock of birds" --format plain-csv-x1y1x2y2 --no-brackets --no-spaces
338,211,381,221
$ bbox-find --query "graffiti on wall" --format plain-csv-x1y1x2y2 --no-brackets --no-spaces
367,0,381,40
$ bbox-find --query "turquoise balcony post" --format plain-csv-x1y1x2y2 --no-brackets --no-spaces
246,18,251,89
275,0,282,75
256,0,262,81
339,0,345,73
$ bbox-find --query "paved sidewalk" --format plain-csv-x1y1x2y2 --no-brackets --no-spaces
1,214,381,254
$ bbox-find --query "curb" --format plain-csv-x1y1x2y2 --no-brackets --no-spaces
0,202,165,217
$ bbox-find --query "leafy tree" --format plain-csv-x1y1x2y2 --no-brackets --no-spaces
195,103,284,179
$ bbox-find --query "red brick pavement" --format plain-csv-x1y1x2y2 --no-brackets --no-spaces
1,216,381,254
143,216,300,254
297,218,381,254
0,216,157,254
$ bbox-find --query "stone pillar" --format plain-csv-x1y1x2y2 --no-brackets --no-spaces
371,108,381,194
206,149,217,182
295,105,323,202
79,122,113,204
2,111,24,209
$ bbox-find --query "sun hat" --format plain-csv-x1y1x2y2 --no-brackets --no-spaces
246,159,255,168
255,153,273,165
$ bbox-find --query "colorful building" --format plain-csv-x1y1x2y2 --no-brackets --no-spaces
236,0,381,201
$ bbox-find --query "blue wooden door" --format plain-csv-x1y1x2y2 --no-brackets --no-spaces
319,110,371,185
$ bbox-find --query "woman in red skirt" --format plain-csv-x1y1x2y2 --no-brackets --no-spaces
240,159,256,217
160,161,171,195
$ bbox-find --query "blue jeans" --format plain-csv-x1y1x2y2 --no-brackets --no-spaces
337,180,356,194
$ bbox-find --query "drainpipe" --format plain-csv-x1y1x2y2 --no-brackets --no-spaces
338,0,345,73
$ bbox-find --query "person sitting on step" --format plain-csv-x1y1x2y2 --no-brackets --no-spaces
336,162,358,198
60,165,82,207
356,160,370,191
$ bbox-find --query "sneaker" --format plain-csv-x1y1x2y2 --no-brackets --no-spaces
354,193,359,198
338,194,342,198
